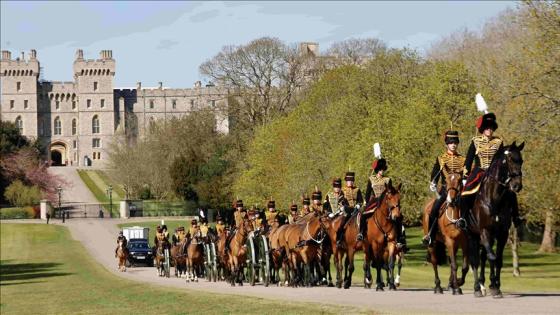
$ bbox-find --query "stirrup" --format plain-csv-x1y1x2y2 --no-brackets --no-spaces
455,218,467,230
357,233,364,241
422,235,430,246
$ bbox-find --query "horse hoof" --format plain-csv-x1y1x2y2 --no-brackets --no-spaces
492,291,503,299
474,290,484,298
344,283,351,289
336,283,342,289
434,287,443,294
328,282,335,288
376,287,384,292
456,288,463,295
487,252,497,261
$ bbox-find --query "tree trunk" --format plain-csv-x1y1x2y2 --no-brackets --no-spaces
538,209,557,253
510,226,520,277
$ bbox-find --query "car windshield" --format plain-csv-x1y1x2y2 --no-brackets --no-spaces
129,242,149,249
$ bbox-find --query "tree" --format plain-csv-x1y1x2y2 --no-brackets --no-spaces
325,38,388,65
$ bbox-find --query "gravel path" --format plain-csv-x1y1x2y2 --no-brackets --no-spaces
5,219,560,314
48,167,98,204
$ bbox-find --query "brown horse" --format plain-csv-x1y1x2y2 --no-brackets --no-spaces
186,232,204,283
423,169,469,294
171,237,188,278
365,182,402,291
281,213,328,287
270,223,292,286
154,239,168,277
227,217,254,286
116,239,128,272
215,227,230,281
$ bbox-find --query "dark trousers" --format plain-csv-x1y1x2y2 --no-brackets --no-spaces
428,188,447,237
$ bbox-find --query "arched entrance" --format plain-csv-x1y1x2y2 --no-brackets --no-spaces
50,142,68,166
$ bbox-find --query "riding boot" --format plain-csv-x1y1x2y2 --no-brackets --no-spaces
357,212,367,241
396,219,408,253
423,193,444,246
336,213,351,247
458,195,473,231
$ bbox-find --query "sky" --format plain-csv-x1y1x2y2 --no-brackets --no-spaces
1,1,516,88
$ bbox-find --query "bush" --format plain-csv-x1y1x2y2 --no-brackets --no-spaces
0,207,35,219
4,180,42,207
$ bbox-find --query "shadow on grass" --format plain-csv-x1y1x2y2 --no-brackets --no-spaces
0,261,72,284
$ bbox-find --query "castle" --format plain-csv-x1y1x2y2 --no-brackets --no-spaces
0,49,229,167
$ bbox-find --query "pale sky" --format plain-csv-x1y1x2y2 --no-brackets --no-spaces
1,1,515,88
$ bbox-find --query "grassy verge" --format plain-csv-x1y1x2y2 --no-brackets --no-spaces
77,170,123,203
0,223,365,314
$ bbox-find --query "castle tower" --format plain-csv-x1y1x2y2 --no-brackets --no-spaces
72,49,116,165
1,50,40,138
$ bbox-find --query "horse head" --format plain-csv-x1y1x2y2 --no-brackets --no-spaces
502,141,524,193
444,166,462,206
383,182,402,222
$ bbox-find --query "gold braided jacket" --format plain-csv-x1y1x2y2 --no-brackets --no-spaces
311,204,324,214
326,191,344,210
342,186,361,207
473,135,503,170
368,176,391,198
438,152,466,177
265,211,278,222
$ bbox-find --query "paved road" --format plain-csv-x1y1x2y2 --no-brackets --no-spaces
48,167,98,204
45,218,560,314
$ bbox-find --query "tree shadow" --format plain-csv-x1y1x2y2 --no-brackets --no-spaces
509,293,560,297
0,261,72,284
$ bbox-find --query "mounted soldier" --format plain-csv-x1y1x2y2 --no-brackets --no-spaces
215,215,226,235
115,231,128,258
301,195,311,216
461,94,523,227
423,130,466,246
336,171,363,247
288,202,299,224
324,178,346,215
265,198,278,228
233,199,246,227
189,219,201,238
311,187,325,215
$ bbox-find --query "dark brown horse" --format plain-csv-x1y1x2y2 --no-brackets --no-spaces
423,168,469,294
186,231,204,283
270,223,292,286
171,237,188,278
227,217,254,286
365,182,402,291
465,142,524,298
116,239,128,272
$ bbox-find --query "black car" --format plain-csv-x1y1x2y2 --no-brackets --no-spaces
127,239,153,267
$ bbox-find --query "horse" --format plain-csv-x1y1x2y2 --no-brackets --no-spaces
171,237,188,278
422,168,469,294
269,223,291,286
215,226,231,281
227,217,254,286
186,231,204,283
154,238,169,277
281,212,328,287
465,142,524,298
364,182,403,291
116,239,128,272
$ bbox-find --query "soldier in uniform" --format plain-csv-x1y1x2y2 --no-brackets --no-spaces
337,172,364,247
423,130,466,246
462,112,523,226
301,196,311,216
324,178,346,215
200,218,209,238
311,188,324,214
115,231,128,257
161,225,170,241
233,199,246,227
358,159,391,240
215,216,226,235
189,219,200,237
265,199,278,227
288,203,299,224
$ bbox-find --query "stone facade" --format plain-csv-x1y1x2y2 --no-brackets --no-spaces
0,49,229,168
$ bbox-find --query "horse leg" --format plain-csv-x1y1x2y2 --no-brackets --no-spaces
469,234,483,297
480,245,488,296
363,248,372,289
492,231,507,298
387,246,397,291
480,228,496,261
429,247,443,294
458,235,469,287
375,261,384,291
395,253,403,287
447,237,461,295
344,249,355,289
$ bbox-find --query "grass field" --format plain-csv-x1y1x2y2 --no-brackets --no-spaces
0,223,365,315
77,170,124,203
120,221,560,292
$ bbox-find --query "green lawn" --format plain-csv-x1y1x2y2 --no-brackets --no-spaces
77,170,124,203
117,222,560,292
0,223,366,314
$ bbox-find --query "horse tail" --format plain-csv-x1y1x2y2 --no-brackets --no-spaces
434,241,447,266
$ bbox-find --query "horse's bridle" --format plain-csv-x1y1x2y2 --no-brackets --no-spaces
492,152,522,189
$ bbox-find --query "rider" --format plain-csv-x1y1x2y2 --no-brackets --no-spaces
358,158,391,242
423,130,466,246
288,203,299,224
337,171,364,247
115,231,128,257
189,219,200,237
265,199,278,227
324,178,346,215
462,112,523,227
311,187,324,215
215,216,226,235
233,199,245,227
301,196,311,216
161,224,169,241
200,218,209,238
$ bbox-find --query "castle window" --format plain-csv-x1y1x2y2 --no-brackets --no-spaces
172,99,177,109
92,138,101,148
210,100,216,107
56,101,60,110
73,140,77,149
72,119,77,135
15,116,23,134
100,99,105,108
94,82,98,91
87,99,91,108
92,115,100,134
10,100,14,109
149,100,154,109
24,100,28,109
17,82,21,91
72,101,77,110
54,117,61,135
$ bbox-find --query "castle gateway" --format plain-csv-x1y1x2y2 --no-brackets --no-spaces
0,49,229,167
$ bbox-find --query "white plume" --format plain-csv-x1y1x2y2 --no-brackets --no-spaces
373,143,382,158
199,209,205,218
161,219,165,225
475,93,488,113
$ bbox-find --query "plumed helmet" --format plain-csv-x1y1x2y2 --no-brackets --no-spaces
344,172,355,182
290,203,298,212
372,158,388,172
191,219,197,225
332,178,342,188
235,200,243,208
312,187,322,201
267,199,275,209
444,130,460,144
302,196,311,206
476,112,498,133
